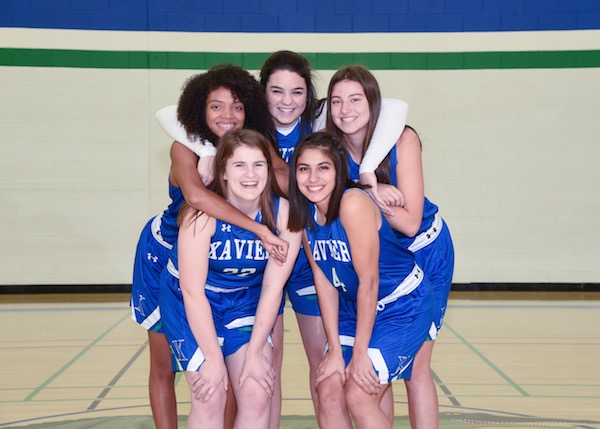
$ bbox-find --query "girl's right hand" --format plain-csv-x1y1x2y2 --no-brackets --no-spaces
197,155,215,186
190,358,228,403
359,172,404,215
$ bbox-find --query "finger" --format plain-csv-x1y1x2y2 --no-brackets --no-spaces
267,247,285,266
201,385,214,403
265,376,274,394
369,190,387,209
191,377,204,394
196,384,209,401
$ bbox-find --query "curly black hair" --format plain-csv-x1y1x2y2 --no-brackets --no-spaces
177,64,277,148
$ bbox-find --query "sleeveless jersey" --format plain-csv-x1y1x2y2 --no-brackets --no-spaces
276,118,312,164
130,179,186,332
166,197,280,291
156,181,186,248
305,190,424,314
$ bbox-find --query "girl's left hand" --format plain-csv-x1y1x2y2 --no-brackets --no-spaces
347,352,381,395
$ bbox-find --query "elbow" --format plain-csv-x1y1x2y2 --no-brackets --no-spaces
404,222,421,238
184,191,208,212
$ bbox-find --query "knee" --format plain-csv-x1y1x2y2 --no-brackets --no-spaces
189,388,227,419
316,376,344,408
345,383,371,415
237,382,271,418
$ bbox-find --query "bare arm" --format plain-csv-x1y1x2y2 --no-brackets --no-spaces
178,213,228,400
380,127,424,237
340,190,381,392
241,200,301,392
304,231,347,386
268,143,290,195
170,141,289,264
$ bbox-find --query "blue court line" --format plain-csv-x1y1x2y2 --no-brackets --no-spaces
444,323,530,397
23,312,131,401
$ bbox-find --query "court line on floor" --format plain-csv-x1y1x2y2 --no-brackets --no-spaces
87,340,148,410
432,369,461,406
23,312,131,401
444,322,529,397
2,401,598,429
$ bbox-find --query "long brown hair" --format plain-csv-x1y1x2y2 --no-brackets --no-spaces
325,65,382,163
179,129,284,232
288,132,358,232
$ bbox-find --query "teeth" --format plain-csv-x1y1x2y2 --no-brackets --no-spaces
341,117,355,123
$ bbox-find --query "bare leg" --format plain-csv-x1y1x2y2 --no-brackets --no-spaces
346,381,392,429
316,373,352,429
268,314,284,429
224,378,237,429
379,383,394,425
184,370,227,429
295,313,327,414
404,340,438,429
227,343,273,429
148,331,177,429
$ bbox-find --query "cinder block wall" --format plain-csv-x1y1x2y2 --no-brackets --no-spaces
1,1,599,288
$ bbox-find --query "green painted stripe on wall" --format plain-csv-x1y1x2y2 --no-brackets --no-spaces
1,48,600,70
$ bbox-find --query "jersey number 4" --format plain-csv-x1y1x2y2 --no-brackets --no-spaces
331,267,347,293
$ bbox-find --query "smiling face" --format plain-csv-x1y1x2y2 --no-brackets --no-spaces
205,86,245,138
265,69,308,128
329,79,370,144
223,144,268,208
295,147,337,215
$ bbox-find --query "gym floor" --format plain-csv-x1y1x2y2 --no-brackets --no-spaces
0,291,598,429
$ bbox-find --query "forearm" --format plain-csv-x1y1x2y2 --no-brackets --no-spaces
247,288,283,355
353,279,378,355
183,291,223,361
316,280,342,352
384,205,423,237
269,144,289,195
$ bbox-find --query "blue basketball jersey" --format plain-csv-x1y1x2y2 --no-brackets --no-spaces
167,198,280,291
306,190,420,308
159,197,282,369
305,189,433,382
157,181,186,248
130,179,186,332
276,119,312,164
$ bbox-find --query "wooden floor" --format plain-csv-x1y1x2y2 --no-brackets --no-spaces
0,292,599,428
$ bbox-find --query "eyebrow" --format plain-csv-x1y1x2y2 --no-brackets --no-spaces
270,85,305,91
